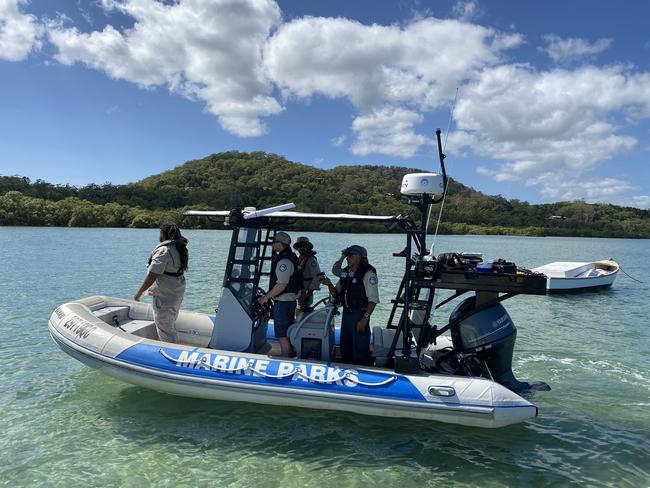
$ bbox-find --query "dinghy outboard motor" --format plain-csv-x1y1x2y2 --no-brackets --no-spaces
449,297,550,393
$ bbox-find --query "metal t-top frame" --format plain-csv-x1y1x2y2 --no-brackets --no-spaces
185,129,547,371
222,218,276,318
186,207,398,319
385,129,449,370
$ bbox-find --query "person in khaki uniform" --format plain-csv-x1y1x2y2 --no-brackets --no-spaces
293,236,322,319
134,222,188,343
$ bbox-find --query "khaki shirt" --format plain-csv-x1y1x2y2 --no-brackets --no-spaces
274,258,297,302
147,241,186,305
300,255,321,292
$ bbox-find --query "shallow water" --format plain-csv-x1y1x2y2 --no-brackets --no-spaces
1,227,649,486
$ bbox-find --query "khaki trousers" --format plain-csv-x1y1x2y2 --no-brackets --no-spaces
153,296,181,343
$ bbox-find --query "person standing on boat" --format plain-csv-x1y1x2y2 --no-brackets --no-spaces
294,236,322,319
134,222,188,343
322,245,379,366
258,231,301,357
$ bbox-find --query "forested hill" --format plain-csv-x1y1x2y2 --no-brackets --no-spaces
1,151,649,237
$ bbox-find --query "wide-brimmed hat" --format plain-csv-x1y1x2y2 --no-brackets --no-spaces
293,236,313,250
273,231,291,245
342,245,367,258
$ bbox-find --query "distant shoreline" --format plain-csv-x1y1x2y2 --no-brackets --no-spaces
3,152,649,239
2,224,648,240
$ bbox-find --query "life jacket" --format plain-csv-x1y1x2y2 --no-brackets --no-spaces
147,240,187,277
269,246,301,294
298,251,318,290
340,261,376,311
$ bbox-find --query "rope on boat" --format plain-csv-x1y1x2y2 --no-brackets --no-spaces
430,87,459,255
249,367,297,379
350,374,397,387
295,369,345,383
208,364,250,373
620,266,643,283
159,348,201,366
158,349,398,386
159,349,253,373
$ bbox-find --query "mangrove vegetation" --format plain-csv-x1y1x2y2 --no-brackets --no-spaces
1,151,649,237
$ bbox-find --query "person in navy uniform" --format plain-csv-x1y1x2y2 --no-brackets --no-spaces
322,245,379,366
293,236,322,319
258,231,301,357
134,222,188,343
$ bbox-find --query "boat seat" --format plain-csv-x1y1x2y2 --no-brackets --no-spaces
92,306,131,326
120,319,158,339
373,327,419,366
372,327,396,367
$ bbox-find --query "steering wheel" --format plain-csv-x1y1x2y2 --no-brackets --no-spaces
253,287,272,318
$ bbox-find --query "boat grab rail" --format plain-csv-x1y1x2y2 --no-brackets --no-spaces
159,349,396,386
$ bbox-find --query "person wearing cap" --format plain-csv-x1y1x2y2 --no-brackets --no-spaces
258,231,301,357
322,245,379,366
293,236,322,319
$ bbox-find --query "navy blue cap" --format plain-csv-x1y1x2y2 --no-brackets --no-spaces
342,245,367,258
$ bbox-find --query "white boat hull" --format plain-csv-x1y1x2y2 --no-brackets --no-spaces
546,273,617,291
533,259,619,292
49,296,538,428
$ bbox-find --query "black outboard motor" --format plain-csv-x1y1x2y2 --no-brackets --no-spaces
449,297,550,393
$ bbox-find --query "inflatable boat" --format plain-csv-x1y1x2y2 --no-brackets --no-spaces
49,130,550,428
49,295,538,428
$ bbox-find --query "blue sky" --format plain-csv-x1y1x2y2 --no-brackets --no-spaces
1,0,650,208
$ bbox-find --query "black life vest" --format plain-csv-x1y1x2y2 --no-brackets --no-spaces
340,261,376,311
147,240,186,277
269,246,301,294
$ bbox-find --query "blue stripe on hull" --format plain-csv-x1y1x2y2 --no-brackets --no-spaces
116,343,426,403
49,328,537,428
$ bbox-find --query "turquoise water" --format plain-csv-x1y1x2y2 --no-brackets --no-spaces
2,227,649,487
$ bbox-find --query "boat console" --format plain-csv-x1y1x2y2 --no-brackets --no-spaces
184,128,551,394
288,303,337,361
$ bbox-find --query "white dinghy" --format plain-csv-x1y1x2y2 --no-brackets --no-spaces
532,259,619,292
49,129,551,428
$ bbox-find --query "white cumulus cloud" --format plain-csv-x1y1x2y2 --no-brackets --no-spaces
265,15,521,156
330,135,346,148
0,0,41,61
47,0,283,136
541,34,612,63
5,0,650,207
351,107,429,157
451,0,481,22
449,63,650,202
265,16,521,110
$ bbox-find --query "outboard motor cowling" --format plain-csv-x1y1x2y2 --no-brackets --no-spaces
450,297,550,393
